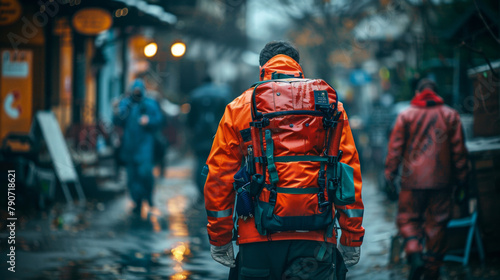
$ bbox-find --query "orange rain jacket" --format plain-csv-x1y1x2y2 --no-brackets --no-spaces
204,55,365,247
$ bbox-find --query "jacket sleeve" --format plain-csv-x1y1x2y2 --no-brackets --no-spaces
145,99,164,129
450,112,469,185
336,109,365,247
204,105,243,246
385,114,406,182
112,98,131,126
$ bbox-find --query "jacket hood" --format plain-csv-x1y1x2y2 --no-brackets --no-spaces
130,79,146,96
411,88,444,107
259,54,304,81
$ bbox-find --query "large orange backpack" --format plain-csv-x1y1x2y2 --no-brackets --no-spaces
240,78,354,237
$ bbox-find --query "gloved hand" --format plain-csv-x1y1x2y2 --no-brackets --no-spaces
210,242,236,268
338,244,360,267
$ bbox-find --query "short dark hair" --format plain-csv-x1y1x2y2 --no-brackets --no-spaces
259,41,300,66
416,78,438,93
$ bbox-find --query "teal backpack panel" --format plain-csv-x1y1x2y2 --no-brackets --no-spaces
333,162,356,206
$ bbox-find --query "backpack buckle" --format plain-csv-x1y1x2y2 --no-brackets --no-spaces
327,156,337,165
318,192,329,212
318,170,326,188
319,201,330,212
251,118,270,128
329,178,340,189
323,118,334,129
262,118,270,127
269,188,277,204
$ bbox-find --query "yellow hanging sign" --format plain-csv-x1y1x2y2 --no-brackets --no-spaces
72,8,113,35
0,0,22,26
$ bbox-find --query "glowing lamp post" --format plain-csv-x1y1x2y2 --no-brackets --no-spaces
171,42,186,58
144,42,158,58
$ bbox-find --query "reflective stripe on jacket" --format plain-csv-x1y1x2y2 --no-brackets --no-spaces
204,55,365,247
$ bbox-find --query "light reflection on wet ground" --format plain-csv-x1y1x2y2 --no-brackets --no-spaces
0,155,229,280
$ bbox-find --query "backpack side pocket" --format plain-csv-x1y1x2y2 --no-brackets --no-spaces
333,162,355,206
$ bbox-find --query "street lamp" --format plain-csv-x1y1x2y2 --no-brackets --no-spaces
144,42,158,58
171,42,186,57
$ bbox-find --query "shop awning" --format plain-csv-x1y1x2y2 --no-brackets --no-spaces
113,0,177,25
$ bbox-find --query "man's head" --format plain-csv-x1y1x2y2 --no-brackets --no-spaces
416,78,438,95
130,79,146,102
259,41,300,66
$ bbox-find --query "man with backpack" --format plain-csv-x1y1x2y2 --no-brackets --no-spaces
385,79,469,279
204,41,364,279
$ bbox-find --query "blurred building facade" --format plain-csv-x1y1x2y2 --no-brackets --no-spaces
0,0,253,147
0,0,251,208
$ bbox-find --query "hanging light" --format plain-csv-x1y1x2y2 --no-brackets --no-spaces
171,42,186,57
144,42,158,58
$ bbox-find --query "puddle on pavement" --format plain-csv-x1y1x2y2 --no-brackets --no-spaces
17,188,229,280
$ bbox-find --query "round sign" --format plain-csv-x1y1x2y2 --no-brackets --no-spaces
0,0,22,26
72,8,113,35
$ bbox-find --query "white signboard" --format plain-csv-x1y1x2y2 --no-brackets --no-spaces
2,51,29,77
34,112,78,183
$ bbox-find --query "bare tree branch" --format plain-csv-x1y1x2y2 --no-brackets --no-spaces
473,0,500,45
459,41,499,78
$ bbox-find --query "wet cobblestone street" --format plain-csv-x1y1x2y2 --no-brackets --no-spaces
1,155,228,280
1,155,498,280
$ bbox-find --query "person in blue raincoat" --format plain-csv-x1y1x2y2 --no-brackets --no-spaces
113,79,163,213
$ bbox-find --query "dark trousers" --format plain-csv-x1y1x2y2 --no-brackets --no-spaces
154,135,168,178
236,240,342,280
397,189,452,279
126,161,154,207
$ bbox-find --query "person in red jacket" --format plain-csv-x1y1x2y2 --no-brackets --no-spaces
385,79,469,279
204,41,364,279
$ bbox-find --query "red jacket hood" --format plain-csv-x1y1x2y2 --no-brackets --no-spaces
411,88,444,107
259,54,304,81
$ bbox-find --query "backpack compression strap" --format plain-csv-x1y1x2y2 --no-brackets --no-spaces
265,130,279,185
